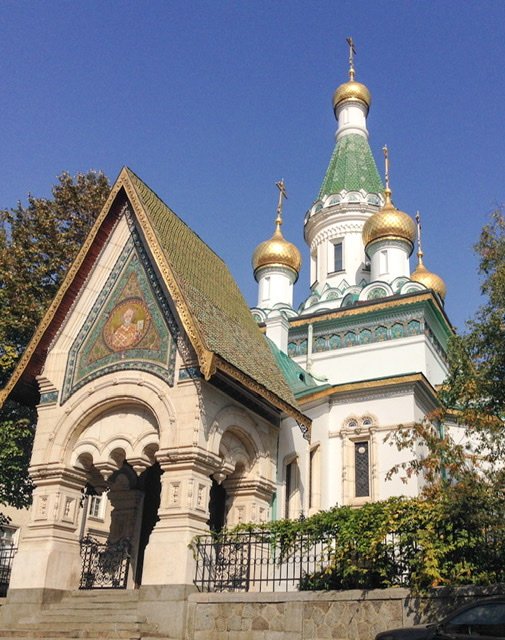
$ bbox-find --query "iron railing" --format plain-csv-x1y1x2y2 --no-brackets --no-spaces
193,526,505,593
0,544,17,597
193,530,387,593
79,536,130,589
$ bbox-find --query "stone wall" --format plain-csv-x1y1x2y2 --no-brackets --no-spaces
186,586,505,640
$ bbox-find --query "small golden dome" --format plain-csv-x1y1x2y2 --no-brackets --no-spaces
252,226,302,278
411,257,447,301
362,190,416,251
333,80,371,113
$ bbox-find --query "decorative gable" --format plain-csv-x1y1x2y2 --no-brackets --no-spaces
62,214,178,403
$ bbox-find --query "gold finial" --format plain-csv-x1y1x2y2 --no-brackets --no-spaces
346,36,356,81
415,211,424,264
275,179,288,230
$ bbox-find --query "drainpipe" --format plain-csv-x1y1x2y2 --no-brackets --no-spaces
306,324,313,373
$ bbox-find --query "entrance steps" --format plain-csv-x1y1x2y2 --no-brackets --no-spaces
0,590,161,640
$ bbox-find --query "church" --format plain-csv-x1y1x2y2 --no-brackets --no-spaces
0,44,452,598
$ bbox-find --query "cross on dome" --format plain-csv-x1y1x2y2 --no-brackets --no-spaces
346,36,356,81
275,178,287,229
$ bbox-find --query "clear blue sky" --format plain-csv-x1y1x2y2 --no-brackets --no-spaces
1,1,504,331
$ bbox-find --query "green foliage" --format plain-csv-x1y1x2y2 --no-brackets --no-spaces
207,492,505,593
0,512,11,531
0,170,110,387
388,209,505,495
0,170,110,507
0,401,35,508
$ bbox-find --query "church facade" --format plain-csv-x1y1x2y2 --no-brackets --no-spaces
1,50,454,596
252,55,452,519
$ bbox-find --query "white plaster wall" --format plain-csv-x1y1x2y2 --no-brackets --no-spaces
323,229,368,290
309,218,370,292
368,241,411,283
335,100,369,140
256,267,295,308
277,383,432,517
294,334,447,388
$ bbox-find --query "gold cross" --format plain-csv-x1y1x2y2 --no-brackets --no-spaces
383,145,390,191
415,211,424,259
346,36,356,81
275,179,288,224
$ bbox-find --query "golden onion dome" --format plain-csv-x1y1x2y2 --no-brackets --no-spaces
333,80,371,114
362,189,416,252
252,224,302,279
411,255,447,301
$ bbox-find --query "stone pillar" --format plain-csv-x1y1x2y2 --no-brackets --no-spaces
140,448,220,586
224,477,275,527
106,464,144,589
8,465,87,591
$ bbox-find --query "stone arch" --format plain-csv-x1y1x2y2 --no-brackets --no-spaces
44,373,176,467
208,406,264,461
207,405,275,527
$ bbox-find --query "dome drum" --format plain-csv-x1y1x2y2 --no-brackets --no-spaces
253,263,300,284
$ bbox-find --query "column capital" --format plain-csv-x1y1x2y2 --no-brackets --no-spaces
156,446,221,475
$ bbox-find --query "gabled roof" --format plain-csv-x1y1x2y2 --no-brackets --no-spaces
1,167,310,430
318,133,383,198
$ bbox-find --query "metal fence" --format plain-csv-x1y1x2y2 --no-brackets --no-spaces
193,530,336,592
0,544,17,597
193,526,505,593
79,536,130,589
193,530,414,593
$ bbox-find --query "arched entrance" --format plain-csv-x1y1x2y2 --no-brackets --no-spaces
210,427,275,528
72,404,161,588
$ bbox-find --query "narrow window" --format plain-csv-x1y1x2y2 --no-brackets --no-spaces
379,250,388,274
88,495,103,519
334,242,343,272
354,441,370,497
309,450,314,509
263,276,270,301
0,526,15,547
285,460,300,519
285,461,293,519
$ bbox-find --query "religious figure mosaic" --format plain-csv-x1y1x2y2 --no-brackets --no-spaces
62,229,178,403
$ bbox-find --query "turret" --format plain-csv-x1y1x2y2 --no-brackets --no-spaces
304,38,383,296
362,146,416,283
410,212,447,302
252,180,301,309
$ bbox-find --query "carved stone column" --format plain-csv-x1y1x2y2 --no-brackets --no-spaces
8,465,87,591
223,477,275,527
140,447,221,585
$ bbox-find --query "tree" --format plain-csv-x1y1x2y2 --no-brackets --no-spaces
0,171,110,507
389,209,505,495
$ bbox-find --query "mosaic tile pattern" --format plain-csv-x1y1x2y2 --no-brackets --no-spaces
62,221,178,403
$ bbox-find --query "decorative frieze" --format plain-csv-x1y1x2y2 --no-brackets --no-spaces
288,316,424,357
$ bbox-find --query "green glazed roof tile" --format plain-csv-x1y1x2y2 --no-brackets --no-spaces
318,133,383,198
125,168,302,414
266,338,330,399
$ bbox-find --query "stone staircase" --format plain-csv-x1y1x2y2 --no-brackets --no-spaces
0,590,160,639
